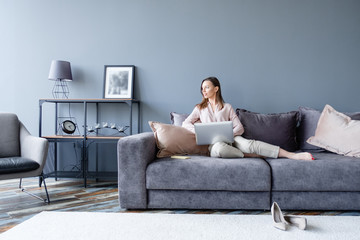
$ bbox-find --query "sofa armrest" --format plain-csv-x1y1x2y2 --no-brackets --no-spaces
117,132,157,209
19,122,49,176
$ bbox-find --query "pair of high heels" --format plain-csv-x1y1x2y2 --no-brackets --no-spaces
271,202,307,231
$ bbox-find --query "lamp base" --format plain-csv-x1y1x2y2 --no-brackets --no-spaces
52,79,70,99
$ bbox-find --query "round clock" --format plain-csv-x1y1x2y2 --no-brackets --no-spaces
61,120,76,134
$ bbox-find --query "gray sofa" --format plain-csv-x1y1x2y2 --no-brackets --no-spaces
117,107,360,210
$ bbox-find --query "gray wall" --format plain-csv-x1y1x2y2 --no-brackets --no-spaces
1,0,360,135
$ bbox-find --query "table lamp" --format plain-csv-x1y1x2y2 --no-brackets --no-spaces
48,60,73,98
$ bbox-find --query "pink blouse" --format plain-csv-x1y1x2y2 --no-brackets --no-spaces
182,102,244,136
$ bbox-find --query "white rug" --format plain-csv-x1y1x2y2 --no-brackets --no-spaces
1,211,360,240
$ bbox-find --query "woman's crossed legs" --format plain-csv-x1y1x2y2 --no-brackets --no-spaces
209,136,313,161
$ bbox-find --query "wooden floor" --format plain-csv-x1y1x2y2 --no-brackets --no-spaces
0,178,121,233
1,177,360,234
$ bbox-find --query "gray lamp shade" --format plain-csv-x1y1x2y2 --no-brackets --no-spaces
48,60,73,81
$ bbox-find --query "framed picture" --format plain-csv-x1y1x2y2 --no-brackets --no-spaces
103,65,135,99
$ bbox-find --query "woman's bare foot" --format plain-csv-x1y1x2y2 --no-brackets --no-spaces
288,152,314,161
278,149,315,161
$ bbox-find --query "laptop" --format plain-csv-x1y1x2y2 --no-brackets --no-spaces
194,121,234,145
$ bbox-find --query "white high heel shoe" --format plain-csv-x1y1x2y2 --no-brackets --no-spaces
271,202,289,231
284,215,307,230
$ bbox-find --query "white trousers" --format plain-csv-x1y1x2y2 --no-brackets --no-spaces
208,136,280,159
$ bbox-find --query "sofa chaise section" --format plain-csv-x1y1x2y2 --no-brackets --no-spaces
268,152,360,210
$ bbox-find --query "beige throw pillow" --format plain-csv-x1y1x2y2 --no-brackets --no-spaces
307,104,360,158
149,121,209,158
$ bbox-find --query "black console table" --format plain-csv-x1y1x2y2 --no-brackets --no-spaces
39,98,140,187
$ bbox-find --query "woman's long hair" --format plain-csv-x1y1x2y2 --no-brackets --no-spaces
197,77,225,110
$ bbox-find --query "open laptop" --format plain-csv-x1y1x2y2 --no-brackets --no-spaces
194,121,234,145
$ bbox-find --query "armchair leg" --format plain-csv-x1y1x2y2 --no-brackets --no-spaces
42,176,50,203
19,175,50,204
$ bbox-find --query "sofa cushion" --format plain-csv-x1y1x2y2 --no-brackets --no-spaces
267,152,360,191
307,104,360,158
0,157,40,174
149,121,209,158
146,155,271,191
297,106,360,151
236,109,299,152
170,112,189,126
0,113,20,158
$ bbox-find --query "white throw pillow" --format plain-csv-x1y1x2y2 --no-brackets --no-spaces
307,104,360,158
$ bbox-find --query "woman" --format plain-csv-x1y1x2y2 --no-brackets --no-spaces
182,77,314,160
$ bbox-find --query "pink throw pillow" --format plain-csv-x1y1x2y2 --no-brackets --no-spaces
307,104,360,158
149,121,209,158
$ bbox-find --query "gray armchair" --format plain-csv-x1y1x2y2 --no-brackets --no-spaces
0,113,49,203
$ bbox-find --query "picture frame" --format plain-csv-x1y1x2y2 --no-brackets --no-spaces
103,65,135,99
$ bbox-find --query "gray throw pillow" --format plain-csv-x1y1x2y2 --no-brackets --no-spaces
297,106,360,151
236,109,299,152
170,112,189,126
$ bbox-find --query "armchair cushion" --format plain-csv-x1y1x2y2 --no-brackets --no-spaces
0,113,20,158
0,157,40,174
